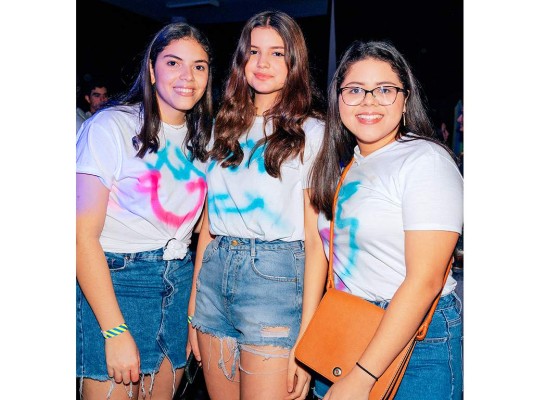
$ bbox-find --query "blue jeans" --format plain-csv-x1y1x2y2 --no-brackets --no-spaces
193,235,305,349
313,291,463,400
76,248,193,380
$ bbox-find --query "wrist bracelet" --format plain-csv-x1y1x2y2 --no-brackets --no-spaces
187,315,193,324
101,323,129,339
356,362,379,381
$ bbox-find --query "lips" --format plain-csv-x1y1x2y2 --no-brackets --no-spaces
173,87,194,96
356,113,383,124
254,72,272,81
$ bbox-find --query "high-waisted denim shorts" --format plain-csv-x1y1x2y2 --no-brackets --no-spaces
193,236,305,350
76,248,193,381
313,291,463,400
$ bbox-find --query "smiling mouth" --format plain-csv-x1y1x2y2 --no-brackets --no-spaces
254,73,272,80
174,87,194,95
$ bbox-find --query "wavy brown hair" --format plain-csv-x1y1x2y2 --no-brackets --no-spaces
210,10,324,178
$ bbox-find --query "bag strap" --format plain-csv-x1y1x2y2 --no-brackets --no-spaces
326,157,454,342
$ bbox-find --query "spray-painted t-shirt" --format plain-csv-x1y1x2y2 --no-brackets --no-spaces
318,137,463,301
76,104,207,258
207,116,324,242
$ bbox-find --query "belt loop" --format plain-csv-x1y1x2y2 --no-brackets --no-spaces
250,238,256,258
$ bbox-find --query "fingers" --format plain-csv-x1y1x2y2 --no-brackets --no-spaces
286,367,311,400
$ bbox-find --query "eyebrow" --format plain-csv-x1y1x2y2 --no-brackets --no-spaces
163,54,209,64
343,81,399,87
250,45,285,50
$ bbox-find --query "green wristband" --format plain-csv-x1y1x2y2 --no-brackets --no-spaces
101,323,129,339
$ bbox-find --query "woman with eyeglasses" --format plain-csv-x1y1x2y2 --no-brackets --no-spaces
308,40,463,399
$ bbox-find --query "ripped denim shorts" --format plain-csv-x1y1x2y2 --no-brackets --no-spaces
76,248,193,382
193,236,305,351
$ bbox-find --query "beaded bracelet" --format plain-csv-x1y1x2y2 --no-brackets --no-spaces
356,362,379,381
101,323,129,339
187,315,193,324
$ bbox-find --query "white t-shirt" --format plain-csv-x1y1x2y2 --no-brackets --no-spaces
317,137,463,301
207,116,324,241
76,104,207,258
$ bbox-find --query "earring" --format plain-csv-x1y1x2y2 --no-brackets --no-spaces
402,112,406,127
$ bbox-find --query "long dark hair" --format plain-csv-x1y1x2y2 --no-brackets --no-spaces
310,40,452,220
112,22,214,161
210,10,324,178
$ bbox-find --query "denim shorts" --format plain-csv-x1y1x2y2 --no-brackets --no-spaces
313,291,463,400
76,248,193,381
193,236,305,350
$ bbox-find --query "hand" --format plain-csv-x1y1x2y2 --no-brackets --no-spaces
187,323,202,366
286,347,311,400
104,331,140,385
323,368,373,400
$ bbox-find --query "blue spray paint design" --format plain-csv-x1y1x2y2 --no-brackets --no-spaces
207,138,286,228
334,180,361,285
145,140,206,180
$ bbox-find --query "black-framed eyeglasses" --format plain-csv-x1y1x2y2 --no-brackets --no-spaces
339,85,408,106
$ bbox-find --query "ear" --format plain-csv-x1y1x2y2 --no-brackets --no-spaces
149,62,156,85
85,95,90,104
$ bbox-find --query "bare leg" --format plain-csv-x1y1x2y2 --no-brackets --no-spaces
197,331,240,400
144,357,184,400
81,378,140,400
240,345,290,400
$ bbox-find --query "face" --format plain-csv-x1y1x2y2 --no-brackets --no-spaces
244,27,288,111
339,58,407,156
150,38,209,125
85,86,108,113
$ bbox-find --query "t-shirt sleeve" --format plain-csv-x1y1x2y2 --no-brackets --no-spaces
76,115,121,190
401,146,463,233
301,119,325,189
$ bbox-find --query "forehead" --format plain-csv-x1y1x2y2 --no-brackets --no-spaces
250,27,284,47
343,58,400,85
160,38,208,60
91,87,107,95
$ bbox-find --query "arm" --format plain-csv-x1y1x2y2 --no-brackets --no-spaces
187,201,214,362
324,230,458,400
76,173,140,384
287,189,329,400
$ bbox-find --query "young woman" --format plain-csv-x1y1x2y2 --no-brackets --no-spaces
187,10,327,400
76,22,213,400
309,40,463,400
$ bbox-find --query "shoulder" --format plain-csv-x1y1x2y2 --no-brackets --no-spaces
89,104,141,127
302,117,325,147
302,117,325,136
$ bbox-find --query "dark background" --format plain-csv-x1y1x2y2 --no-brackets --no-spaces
77,0,463,135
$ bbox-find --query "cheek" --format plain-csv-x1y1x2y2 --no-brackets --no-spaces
338,102,353,127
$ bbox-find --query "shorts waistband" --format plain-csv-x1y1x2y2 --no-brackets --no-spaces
214,235,304,255
104,247,191,262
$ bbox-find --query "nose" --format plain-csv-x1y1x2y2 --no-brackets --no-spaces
180,65,194,81
361,89,378,105
257,53,269,69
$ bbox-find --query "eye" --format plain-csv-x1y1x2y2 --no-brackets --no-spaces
167,60,178,67
195,65,207,71
378,86,393,94
273,51,284,57
250,49,258,55
347,87,363,94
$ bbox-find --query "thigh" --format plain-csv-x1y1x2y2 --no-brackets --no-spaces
240,345,290,400
197,331,240,400
81,378,140,400
144,357,183,400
